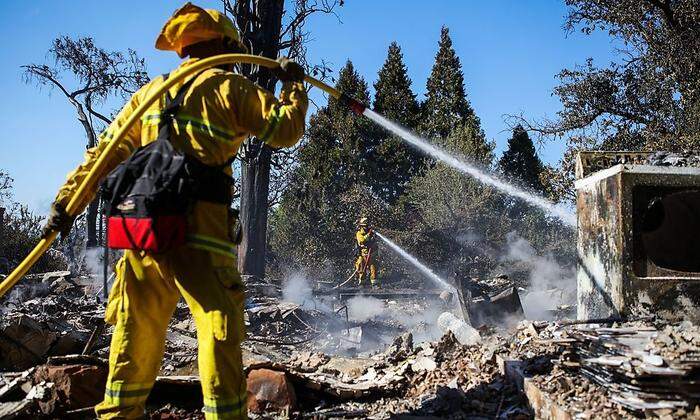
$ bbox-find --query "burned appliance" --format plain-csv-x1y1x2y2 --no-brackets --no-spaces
575,151,700,322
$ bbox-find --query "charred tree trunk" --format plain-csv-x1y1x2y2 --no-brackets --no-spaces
236,0,284,280
86,200,99,248
73,99,99,249
239,146,272,278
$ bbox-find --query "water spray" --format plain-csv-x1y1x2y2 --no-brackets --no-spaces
338,91,575,227
337,97,574,225
375,232,454,292
361,110,577,226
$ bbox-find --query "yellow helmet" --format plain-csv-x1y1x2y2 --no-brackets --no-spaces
358,217,369,227
156,2,247,57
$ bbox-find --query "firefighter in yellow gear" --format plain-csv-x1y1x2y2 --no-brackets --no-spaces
354,217,379,288
43,4,308,419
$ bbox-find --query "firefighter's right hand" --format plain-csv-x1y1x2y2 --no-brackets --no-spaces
42,202,75,240
273,57,305,83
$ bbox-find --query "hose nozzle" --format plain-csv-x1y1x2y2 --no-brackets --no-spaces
339,92,367,115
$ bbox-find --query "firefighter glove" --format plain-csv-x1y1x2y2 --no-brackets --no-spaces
273,57,305,83
42,202,75,240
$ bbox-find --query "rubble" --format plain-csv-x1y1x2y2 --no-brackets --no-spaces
246,369,297,414
646,151,700,167
468,286,525,327
437,312,481,345
33,357,108,415
556,321,700,413
246,297,332,341
2,271,700,418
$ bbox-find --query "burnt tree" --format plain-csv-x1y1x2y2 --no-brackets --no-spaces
223,0,340,280
23,37,147,247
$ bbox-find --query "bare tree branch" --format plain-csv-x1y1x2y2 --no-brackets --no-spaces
85,98,112,125
23,36,149,247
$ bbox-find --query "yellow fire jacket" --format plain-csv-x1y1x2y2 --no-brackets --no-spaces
55,57,308,259
356,228,377,257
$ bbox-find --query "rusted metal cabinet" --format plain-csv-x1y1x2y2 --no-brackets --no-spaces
575,152,700,321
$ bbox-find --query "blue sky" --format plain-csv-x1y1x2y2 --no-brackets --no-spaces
0,0,615,212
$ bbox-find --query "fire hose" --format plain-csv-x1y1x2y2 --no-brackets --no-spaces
334,245,373,289
0,53,367,299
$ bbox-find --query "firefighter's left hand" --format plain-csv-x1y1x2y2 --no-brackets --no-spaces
42,202,75,240
273,57,305,83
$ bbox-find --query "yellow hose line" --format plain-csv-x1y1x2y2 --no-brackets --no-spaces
0,53,340,299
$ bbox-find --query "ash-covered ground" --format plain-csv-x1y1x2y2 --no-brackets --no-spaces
1,271,698,419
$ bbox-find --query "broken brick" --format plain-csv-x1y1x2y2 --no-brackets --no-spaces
34,363,108,414
246,368,297,414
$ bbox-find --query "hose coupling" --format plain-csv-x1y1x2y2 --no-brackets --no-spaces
339,92,367,115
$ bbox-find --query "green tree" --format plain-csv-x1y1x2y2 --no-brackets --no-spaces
374,42,420,127
499,125,545,193
517,0,700,202
372,42,423,202
0,170,66,274
422,26,481,140
401,123,503,282
387,27,500,283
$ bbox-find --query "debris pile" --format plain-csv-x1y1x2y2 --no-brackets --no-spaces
500,320,700,419
246,297,332,342
3,270,700,418
0,355,108,418
646,151,700,167
0,272,102,370
558,321,700,413
462,274,516,297
287,331,532,418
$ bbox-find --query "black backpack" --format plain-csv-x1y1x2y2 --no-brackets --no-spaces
101,72,232,252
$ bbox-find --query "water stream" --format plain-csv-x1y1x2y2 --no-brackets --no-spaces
362,109,577,226
376,232,454,291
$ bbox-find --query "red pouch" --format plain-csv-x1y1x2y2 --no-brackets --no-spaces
107,215,186,253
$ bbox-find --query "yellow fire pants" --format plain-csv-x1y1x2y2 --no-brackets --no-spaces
355,255,378,287
94,245,247,419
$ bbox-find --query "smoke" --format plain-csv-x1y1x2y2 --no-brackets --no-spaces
346,295,458,346
282,272,313,306
80,247,116,300
394,300,447,343
502,232,575,320
455,231,481,245
503,232,572,290
347,296,386,322
83,248,104,278
281,272,333,313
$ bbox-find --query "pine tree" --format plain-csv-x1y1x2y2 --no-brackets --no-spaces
442,123,493,165
422,26,480,140
374,42,420,128
372,42,423,202
499,125,545,193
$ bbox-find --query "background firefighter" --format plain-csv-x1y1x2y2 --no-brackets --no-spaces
354,217,379,288
41,3,308,419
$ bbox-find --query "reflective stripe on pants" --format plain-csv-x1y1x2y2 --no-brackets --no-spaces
95,246,247,419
